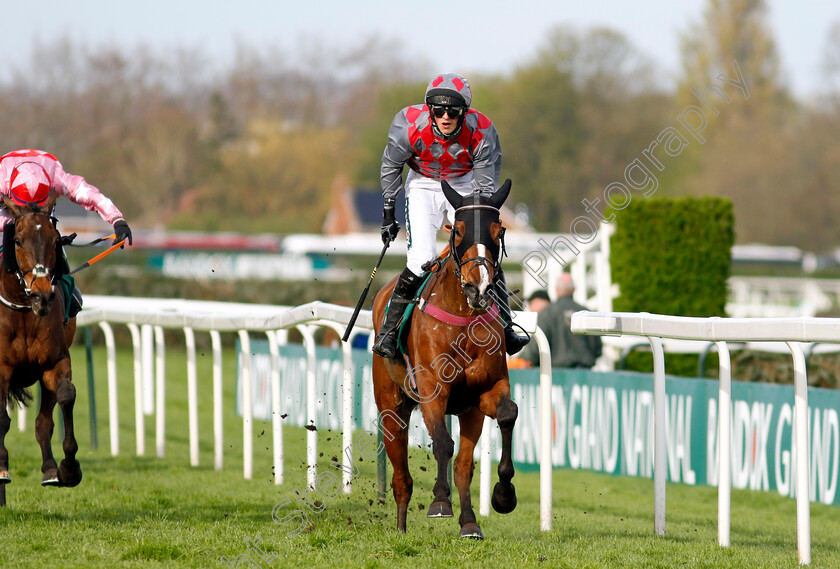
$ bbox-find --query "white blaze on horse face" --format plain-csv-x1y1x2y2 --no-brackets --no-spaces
476,244,491,296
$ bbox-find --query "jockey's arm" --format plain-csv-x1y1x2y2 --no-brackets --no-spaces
470,122,502,194
381,109,414,203
53,167,132,246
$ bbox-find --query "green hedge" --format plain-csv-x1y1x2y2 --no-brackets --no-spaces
611,196,734,376
612,196,734,316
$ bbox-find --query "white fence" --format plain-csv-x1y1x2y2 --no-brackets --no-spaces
727,276,840,318
60,296,553,530
569,310,840,566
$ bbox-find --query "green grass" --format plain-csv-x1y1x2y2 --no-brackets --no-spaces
0,339,839,568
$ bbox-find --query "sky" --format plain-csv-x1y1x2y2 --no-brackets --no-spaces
3,1,838,98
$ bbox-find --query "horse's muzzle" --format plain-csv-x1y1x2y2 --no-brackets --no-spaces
29,290,55,316
462,283,490,311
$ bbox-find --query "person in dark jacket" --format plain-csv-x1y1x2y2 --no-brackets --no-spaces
527,289,551,314
520,273,602,368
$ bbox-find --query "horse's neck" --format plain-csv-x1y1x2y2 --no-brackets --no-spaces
424,258,472,316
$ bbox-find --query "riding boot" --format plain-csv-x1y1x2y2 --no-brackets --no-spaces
372,268,423,359
493,268,529,356
58,244,71,276
69,285,83,319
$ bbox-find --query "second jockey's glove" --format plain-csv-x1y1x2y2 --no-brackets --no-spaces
113,219,133,247
381,201,399,244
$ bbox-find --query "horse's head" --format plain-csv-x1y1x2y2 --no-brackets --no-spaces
2,191,60,316
441,179,511,310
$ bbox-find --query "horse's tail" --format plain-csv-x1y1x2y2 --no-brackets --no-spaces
9,385,32,407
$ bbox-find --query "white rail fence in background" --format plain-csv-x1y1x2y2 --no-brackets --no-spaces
52,296,551,530
727,276,840,318
570,310,840,566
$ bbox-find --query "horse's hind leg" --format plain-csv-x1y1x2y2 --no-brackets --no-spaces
373,358,414,532
381,403,413,532
479,382,518,514
0,380,11,483
45,362,81,487
36,384,60,485
454,407,484,539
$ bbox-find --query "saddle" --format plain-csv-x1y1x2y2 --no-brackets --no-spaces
56,274,80,323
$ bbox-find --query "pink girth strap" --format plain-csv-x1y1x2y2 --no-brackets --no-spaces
419,300,500,327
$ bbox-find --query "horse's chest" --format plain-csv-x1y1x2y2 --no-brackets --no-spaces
1,326,58,367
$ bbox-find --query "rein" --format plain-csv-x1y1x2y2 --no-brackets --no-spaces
410,202,508,328
416,248,501,328
0,285,32,311
0,212,59,311
0,224,121,312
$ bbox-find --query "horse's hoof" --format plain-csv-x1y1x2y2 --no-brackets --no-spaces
41,469,60,486
0,470,10,484
459,523,484,539
491,482,517,514
57,459,82,488
426,500,454,518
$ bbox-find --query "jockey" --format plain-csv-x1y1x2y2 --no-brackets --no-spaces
0,149,133,318
372,73,529,359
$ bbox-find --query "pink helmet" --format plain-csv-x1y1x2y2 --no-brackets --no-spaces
9,162,52,205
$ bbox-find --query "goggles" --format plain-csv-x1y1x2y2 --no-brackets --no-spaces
430,104,466,119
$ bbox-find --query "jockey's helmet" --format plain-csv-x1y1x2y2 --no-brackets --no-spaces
9,162,52,205
425,73,472,109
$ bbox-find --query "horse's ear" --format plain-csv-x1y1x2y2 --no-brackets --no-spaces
441,180,464,210
42,189,58,213
488,179,512,210
3,223,17,273
3,195,20,218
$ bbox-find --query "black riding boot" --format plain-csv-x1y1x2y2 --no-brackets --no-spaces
57,245,83,320
494,269,529,356
372,268,422,359
69,285,83,319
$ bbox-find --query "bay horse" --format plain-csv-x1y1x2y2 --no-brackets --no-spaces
371,179,518,539
0,190,81,489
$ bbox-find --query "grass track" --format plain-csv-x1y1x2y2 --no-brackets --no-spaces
0,342,838,568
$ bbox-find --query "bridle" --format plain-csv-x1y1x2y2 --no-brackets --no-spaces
16,261,54,296
0,212,59,312
448,203,506,301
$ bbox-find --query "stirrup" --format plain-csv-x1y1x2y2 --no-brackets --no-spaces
504,325,529,356
372,330,400,359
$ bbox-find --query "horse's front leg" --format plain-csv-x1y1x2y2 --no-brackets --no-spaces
0,376,11,484
479,380,518,514
45,361,81,487
420,390,454,518
35,381,59,485
454,407,484,538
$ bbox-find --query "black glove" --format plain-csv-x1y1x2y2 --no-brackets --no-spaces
380,205,399,244
113,219,133,247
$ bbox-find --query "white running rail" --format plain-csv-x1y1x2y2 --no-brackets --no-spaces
74,296,552,530
570,310,839,566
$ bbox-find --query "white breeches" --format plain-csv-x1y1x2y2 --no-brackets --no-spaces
404,169,473,276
